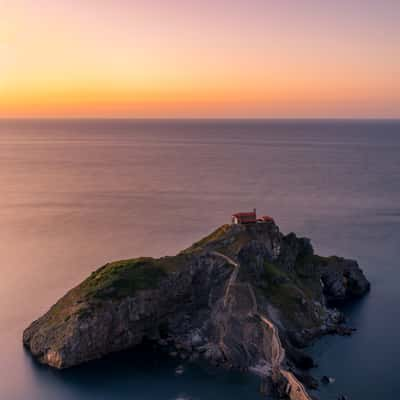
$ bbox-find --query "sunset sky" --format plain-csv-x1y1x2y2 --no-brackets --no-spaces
1,0,399,118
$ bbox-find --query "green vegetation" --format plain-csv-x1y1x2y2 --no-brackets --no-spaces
24,254,190,346
182,224,257,260
259,254,326,329
261,261,300,317
263,260,289,282
80,258,167,300
296,253,342,274
182,224,231,253
79,254,191,301
265,283,304,315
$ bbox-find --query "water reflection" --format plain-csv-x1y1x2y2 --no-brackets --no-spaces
25,343,260,400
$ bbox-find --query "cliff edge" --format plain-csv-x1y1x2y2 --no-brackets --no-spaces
23,221,370,398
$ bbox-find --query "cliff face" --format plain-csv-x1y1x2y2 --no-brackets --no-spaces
23,221,369,397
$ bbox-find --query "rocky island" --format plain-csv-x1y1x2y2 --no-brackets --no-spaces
23,219,370,399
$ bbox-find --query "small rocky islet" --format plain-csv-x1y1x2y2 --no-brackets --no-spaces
23,217,370,399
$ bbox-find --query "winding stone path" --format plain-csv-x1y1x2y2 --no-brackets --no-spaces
211,251,240,307
212,251,312,400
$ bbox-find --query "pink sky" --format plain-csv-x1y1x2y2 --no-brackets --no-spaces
1,0,399,118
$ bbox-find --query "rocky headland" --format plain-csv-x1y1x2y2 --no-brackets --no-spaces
23,221,370,399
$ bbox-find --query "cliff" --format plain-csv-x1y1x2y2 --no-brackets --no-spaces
23,221,370,399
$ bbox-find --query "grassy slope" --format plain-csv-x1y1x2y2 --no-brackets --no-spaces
31,254,192,339
182,224,232,253
181,224,254,258
259,254,333,329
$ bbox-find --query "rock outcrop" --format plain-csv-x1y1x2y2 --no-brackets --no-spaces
23,221,370,399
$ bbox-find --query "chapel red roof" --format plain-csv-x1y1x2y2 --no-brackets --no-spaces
258,215,275,224
232,212,256,217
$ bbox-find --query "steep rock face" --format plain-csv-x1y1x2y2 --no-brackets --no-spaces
23,221,370,398
23,254,232,368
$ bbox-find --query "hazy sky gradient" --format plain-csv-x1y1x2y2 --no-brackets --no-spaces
1,0,399,118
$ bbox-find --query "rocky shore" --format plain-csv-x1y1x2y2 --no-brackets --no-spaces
23,221,370,399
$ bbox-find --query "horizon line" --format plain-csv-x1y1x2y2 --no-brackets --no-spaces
1,116,399,122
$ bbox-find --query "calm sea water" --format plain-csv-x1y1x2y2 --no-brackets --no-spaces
0,119,399,400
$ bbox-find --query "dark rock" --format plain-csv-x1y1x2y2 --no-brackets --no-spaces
321,375,335,384
286,346,315,369
23,220,370,400
321,258,370,304
335,326,356,336
297,372,319,389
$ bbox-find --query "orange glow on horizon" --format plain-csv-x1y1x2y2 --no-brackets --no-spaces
1,1,399,118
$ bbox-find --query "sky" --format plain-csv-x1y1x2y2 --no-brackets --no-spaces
0,0,399,118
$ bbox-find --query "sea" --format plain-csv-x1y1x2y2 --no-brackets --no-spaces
0,119,399,400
